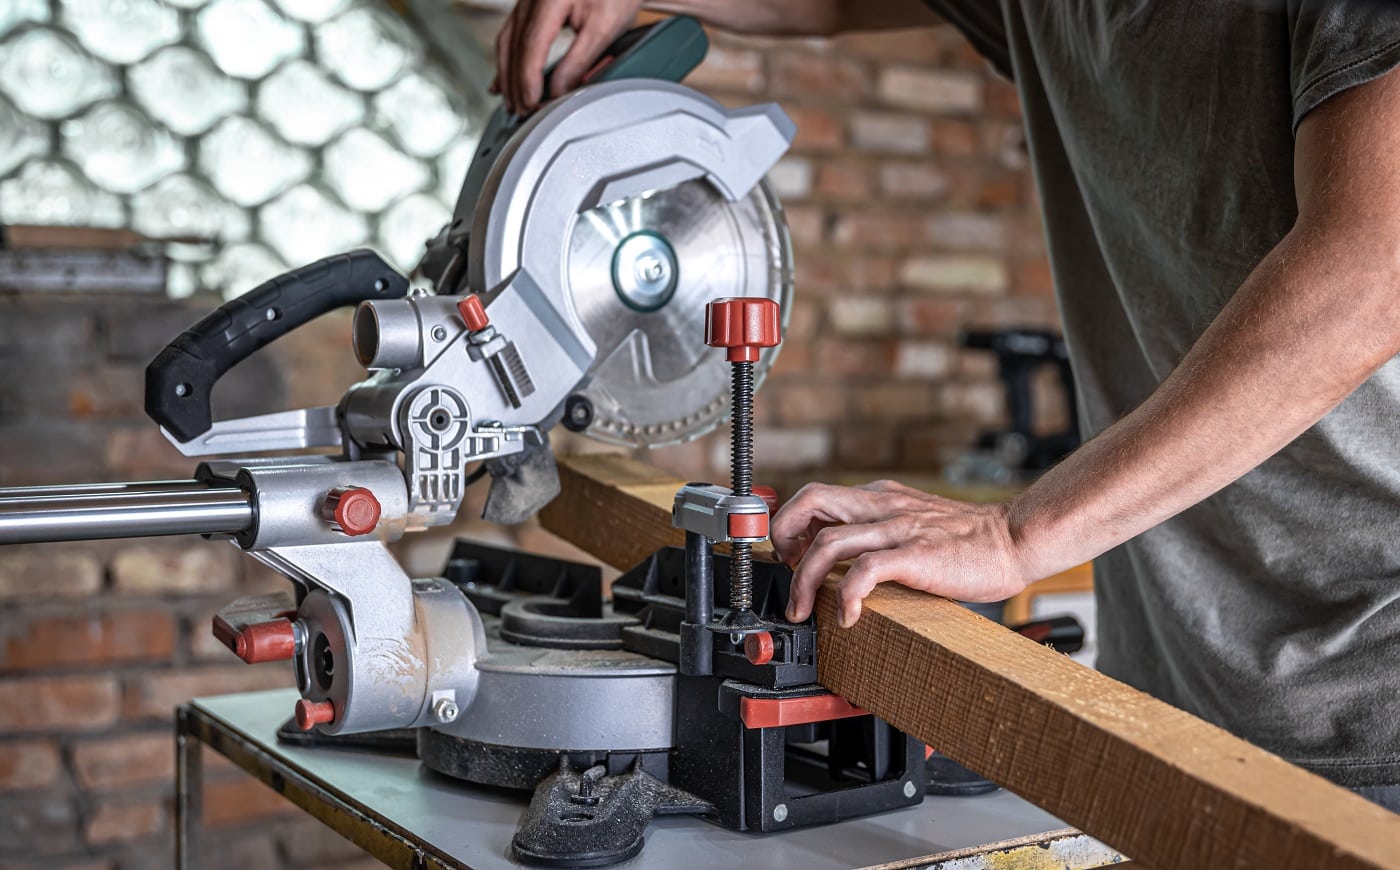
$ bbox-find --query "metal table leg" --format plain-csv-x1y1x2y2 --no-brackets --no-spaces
175,705,204,870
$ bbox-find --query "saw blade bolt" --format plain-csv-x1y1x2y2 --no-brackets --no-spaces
706,297,782,619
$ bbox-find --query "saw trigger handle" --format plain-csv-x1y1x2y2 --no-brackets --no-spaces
578,15,708,86
145,249,408,443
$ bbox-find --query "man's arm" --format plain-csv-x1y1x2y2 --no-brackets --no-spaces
776,67,1400,627
493,0,937,115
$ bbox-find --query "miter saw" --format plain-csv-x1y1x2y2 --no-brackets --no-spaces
0,17,1077,866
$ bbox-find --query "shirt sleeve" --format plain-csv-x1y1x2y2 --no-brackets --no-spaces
920,0,1013,79
1290,0,1400,132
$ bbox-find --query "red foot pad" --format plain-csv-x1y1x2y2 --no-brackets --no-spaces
739,693,867,729
295,699,335,730
705,297,781,362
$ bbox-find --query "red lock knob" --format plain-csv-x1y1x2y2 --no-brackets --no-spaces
295,698,335,730
744,631,775,665
322,486,381,536
457,294,490,332
705,297,781,363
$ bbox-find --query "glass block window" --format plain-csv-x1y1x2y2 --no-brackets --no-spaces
0,0,490,298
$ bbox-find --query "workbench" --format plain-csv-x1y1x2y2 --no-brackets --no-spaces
176,689,1125,869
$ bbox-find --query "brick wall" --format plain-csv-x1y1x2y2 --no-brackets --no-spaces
0,14,1060,870
638,25,1062,488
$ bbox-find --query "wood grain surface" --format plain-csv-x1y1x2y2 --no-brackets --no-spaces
539,453,1400,869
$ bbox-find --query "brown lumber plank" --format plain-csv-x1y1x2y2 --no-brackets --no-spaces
540,454,1400,870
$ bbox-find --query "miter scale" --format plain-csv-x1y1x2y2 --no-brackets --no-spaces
0,17,1080,866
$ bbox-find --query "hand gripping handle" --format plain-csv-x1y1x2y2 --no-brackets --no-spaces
580,15,708,85
145,249,408,443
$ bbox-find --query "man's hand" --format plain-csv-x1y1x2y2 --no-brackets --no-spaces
492,0,939,115
493,0,642,116
772,480,1031,628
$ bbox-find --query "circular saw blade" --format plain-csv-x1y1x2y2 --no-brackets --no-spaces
565,177,792,448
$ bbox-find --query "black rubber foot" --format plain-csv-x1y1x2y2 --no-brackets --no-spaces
925,752,1000,796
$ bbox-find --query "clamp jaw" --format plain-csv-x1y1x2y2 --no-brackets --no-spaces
671,296,794,674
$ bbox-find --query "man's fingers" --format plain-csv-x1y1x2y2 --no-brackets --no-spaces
548,20,619,98
772,482,928,567
837,549,910,628
784,519,907,623
772,483,899,565
513,0,572,113
494,12,517,111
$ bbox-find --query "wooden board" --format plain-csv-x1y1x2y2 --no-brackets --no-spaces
539,453,1400,869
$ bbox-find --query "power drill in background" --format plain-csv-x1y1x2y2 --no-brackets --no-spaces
945,328,1081,486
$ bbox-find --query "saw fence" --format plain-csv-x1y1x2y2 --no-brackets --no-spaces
539,454,1400,869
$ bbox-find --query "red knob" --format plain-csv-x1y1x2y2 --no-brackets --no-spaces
744,631,775,665
234,619,296,664
322,486,381,536
705,297,781,362
295,698,335,730
753,485,780,513
457,294,490,332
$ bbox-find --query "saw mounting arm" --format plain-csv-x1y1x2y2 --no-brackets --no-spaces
0,19,797,739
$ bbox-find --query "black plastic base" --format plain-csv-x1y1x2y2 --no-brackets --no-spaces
278,539,949,868
416,730,671,792
925,752,999,797
511,764,710,868
275,718,417,754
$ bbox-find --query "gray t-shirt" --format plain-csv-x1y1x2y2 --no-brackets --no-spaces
924,0,1400,786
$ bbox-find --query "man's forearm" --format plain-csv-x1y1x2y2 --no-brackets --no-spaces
1009,72,1400,583
1010,222,1400,581
645,0,936,36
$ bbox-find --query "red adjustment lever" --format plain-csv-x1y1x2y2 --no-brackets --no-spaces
322,486,381,536
457,294,490,332
234,619,296,664
211,592,296,660
295,699,335,730
705,297,781,362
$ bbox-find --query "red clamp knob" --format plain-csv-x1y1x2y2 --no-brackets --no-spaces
234,619,296,664
705,297,781,362
744,631,775,665
457,294,490,332
322,486,381,536
753,485,780,513
294,698,335,730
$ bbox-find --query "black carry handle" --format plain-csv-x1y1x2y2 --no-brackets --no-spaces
145,249,408,443
575,15,708,86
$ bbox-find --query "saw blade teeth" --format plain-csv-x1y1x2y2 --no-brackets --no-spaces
563,179,791,449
